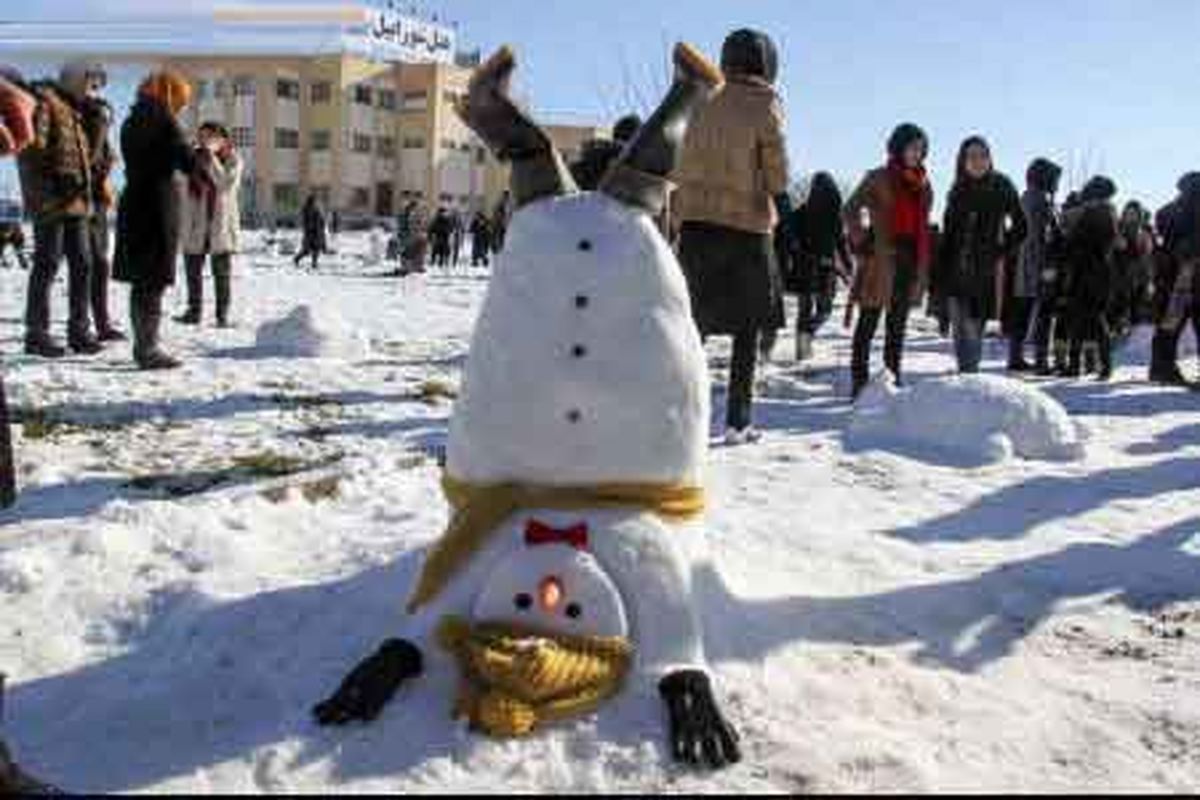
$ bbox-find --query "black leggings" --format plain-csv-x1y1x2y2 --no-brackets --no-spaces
852,244,916,391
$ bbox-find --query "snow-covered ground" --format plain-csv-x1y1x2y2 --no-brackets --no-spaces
1,231,1198,793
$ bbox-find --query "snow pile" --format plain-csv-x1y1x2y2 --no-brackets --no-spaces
847,373,1085,466
252,305,371,360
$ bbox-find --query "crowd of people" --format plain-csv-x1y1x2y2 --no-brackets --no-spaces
667,28,1200,442
0,43,1195,412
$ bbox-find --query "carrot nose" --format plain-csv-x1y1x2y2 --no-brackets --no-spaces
538,576,563,612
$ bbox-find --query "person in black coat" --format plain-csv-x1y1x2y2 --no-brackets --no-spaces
112,71,201,371
570,113,641,191
935,136,1027,373
1150,172,1200,386
1061,176,1120,379
469,210,492,266
428,206,454,267
294,194,327,270
786,171,851,361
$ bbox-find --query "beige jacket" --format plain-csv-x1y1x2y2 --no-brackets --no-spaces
674,76,789,235
180,150,243,256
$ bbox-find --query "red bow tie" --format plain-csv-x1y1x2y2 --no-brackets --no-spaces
525,520,589,550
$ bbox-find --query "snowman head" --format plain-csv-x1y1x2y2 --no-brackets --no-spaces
471,520,629,639
447,44,721,488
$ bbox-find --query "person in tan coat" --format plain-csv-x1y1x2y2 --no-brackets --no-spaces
843,123,934,399
676,28,792,444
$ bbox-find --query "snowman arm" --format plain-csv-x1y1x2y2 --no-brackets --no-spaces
590,521,706,679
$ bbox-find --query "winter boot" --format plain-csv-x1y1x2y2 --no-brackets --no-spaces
456,47,578,208
174,260,202,325
97,326,127,342
796,332,814,362
68,331,103,355
24,335,65,359
1082,341,1099,375
132,290,181,371
1149,330,1189,386
599,43,724,215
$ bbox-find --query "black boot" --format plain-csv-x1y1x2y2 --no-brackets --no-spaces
24,335,65,359
68,331,103,355
175,257,203,325
1149,329,1188,386
599,42,724,215
132,288,181,371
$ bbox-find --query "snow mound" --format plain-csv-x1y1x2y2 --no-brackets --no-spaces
847,372,1085,466
252,305,371,360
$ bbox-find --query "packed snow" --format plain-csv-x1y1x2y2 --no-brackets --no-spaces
847,372,1086,467
252,304,372,361
1,230,1198,793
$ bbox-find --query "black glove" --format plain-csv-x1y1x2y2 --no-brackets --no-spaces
658,669,741,770
312,638,423,726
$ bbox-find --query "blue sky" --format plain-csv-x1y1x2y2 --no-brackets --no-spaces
4,0,1199,210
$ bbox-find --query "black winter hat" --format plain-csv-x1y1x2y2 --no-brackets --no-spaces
612,114,642,144
1177,172,1200,197
720,28,779,85
1080,175,1117,203
1026,158,1062,193
887,123,928,162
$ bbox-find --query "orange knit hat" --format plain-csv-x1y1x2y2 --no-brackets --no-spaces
138,70,192,116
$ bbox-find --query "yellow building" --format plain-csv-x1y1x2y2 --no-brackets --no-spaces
0,3,607,225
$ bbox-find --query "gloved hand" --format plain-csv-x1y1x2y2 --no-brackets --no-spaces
312,638,423,726
659,669,741,770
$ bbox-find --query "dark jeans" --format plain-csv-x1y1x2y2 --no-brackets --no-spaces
1069,311,1112,375
727,328,759,431
183,253,233,323
88,215,117,333
26,216,93,343
294,248,320,270
852,245,916,393
1007,296,1036,365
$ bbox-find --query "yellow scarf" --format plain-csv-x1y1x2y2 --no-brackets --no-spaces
405,474,706,613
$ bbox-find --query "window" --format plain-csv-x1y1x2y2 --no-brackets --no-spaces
440,139,456,151
352,133,373,154
273,183,300,213
377,136,396,158
231,126,255,149
475,147,487,165
310,81,332,105
402,136,426,150
353,85,373,106
194,80,210,102
276,79,301,101
401,90,427,111
213,79,228,99
311,185,332,208
310,130,331,152
275,128,300,150
442,90,459,106
350,187,371,210
232,76,256,98
377,89,397,111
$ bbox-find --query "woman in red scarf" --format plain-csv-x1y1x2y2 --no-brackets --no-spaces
843,123,934,399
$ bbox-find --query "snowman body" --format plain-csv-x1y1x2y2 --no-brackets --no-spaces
404,192,711,694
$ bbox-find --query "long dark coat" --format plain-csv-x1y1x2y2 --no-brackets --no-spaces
679,220,784,336
113,96,196,289
301,200,327,254
937,171,1027,321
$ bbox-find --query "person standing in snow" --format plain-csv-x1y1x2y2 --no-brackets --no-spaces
0,68,36,514
676,28,791,443
787,171,852,362
112,70,205,371
449,207,464,266
491,190,511,253
842,123,934,399
294,193,327,271
1150,172,1200,386
935,136,1027,374
1015,158,1063,374
1109,201,1155,338
17,60,108,358
469,209,492,266
428,206,454,268
78,72,126,343
177,122,243,328
1061,176,1120,380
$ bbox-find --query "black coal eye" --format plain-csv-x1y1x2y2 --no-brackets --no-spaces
565,603,583,619
514,593,533,611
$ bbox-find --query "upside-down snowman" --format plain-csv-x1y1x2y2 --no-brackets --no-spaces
314,42,741,770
